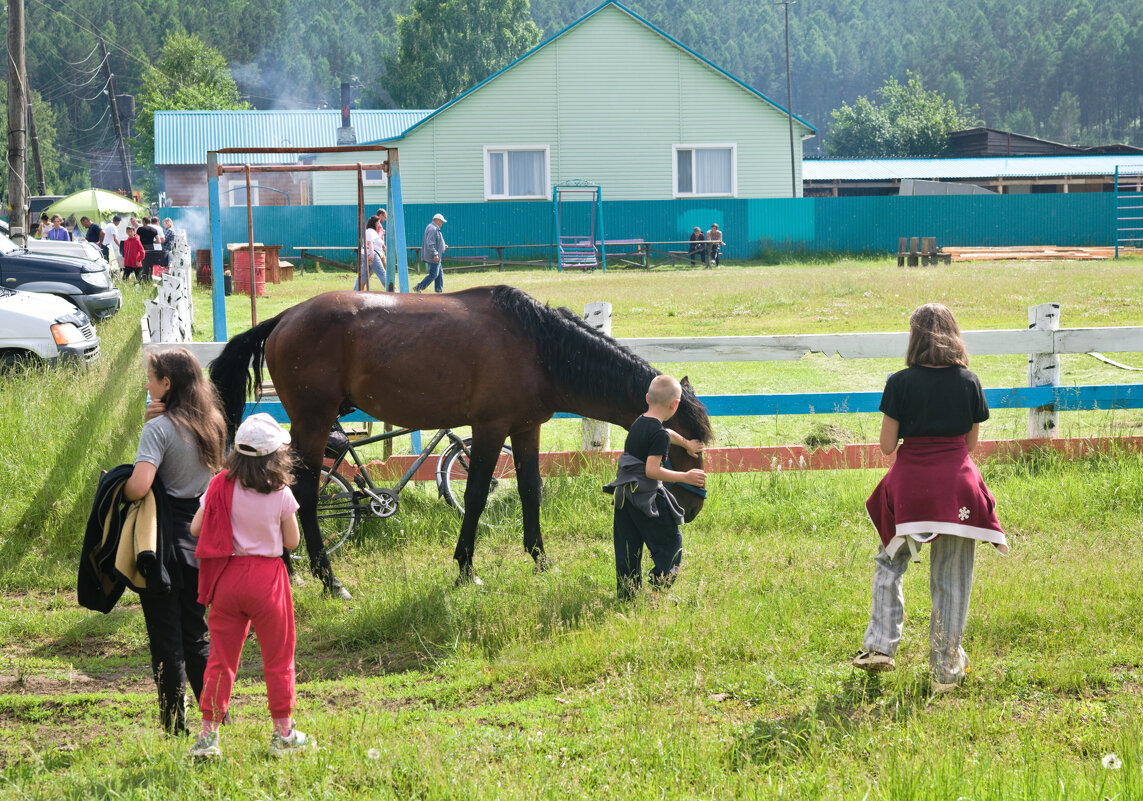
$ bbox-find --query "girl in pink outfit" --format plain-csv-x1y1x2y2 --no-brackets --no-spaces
188,413,315,758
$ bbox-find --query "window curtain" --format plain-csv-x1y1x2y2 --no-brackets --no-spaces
677,149,693,194
507,150,544,196
490,152,506,196
695,148,732,194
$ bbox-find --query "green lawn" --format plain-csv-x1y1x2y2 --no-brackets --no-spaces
3,257,1143,799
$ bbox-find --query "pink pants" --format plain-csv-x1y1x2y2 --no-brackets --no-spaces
199,556,296,722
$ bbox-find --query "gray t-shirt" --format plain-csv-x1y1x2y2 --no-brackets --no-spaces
135,415,213,499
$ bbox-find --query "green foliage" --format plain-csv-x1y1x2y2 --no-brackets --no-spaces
826,73,981,157
384,0,541,108
132,32,249,197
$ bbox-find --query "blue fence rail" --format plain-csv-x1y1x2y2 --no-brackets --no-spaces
244,383,1143,425
167,192,1117,264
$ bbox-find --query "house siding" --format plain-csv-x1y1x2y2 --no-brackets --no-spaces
313,4,808,206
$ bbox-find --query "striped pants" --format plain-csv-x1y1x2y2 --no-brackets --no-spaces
862,534,977,683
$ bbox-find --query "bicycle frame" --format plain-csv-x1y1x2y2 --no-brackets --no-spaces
325,425,467,505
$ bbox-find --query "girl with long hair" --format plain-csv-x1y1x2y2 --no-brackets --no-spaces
125,347,227,733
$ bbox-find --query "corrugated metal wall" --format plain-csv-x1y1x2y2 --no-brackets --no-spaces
167,193,1116,263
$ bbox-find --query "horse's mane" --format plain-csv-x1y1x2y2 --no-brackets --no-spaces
490,286,712,442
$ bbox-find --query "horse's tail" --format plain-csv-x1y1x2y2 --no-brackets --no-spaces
209,314,284,441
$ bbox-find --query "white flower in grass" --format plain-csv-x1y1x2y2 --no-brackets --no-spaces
366,748,381,760
958,507,970,521
1102,753,1122,770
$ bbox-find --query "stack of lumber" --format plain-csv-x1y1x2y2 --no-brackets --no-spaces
943,246,1140,262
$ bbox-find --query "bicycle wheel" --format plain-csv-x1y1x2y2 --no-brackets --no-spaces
311,467,359,557
436,438,516,514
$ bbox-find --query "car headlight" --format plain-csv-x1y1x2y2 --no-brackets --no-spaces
51,323,86,345
84,269,112,289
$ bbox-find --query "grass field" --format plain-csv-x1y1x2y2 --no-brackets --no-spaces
3,256,1143,799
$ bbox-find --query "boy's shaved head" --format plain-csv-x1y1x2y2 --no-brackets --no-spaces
647,374,682,406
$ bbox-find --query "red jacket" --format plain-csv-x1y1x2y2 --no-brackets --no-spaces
123,235,145,268
195,471,236,606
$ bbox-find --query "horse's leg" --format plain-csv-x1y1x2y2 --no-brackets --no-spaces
509,426,547,570
291,424,352,600
452,428,510,584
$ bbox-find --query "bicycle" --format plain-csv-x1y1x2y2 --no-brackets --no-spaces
312,422,515,558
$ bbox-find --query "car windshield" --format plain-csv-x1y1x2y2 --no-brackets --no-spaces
0,232,21,256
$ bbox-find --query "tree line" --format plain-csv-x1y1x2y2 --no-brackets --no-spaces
2,0,1140,197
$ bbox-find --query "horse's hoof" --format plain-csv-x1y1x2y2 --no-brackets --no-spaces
455,567,484,587
533,554,556,574
323,580,352,601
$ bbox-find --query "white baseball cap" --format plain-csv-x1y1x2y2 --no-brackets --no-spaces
235,413,291,456
433,213,446,223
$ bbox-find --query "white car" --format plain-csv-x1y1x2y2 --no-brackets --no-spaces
0,286,101,368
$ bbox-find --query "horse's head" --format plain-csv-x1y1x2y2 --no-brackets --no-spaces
665,376,713,523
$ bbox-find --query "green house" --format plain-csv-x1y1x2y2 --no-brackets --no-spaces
313,1,815,213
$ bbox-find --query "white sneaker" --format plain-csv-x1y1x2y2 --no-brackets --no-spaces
188,731,220,759
853,649,895,672
270,728,316,757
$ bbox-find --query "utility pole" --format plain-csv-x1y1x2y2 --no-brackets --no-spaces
28,102,46,195
7,0,28,242
775,0,798,198
100,38,133,195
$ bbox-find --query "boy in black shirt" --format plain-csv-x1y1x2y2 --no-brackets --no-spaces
604,374,705,599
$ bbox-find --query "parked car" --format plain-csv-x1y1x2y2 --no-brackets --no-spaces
0,230,121,320
26,238,111,266
0,286,101,368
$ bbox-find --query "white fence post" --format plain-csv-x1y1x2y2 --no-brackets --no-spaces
581,301,612,451
1027,302,1060,438
144,230,195,343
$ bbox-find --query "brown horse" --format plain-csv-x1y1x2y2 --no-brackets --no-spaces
209,285,712,590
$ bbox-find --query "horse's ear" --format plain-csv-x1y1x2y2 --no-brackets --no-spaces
680,376,691,389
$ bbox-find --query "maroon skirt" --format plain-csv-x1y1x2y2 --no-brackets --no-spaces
866,436,1006,556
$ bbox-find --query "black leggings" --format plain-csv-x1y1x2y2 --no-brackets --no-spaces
138,498,209,734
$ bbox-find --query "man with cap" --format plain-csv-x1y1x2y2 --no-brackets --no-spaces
414,213,447,293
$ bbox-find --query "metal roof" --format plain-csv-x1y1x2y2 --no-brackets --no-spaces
804,155,1143,182
154,109,433,166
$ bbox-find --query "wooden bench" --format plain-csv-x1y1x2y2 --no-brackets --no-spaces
897,237,952,267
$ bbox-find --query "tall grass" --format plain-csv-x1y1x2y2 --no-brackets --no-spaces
0,284,150,589
4,260,1143,799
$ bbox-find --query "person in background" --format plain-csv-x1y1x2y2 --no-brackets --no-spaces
854,303,1006,694
45,214,71,242
123,226,146,281
124,348,227,734
705,223,723,267
688,226,706,266
104,216,122,272
81,216,107,261
139,217,165,279
116,215,129,261
414,213,447,293
161,218,178,267
187,413,315,759
353,214,387,291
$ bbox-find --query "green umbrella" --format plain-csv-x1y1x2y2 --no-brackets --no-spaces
43,189,147,223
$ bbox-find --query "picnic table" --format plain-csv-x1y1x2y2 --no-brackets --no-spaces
600,240,726,269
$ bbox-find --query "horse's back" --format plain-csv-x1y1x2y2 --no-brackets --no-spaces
265,288,544,430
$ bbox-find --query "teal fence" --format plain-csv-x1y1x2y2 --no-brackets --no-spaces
167,192,1116,264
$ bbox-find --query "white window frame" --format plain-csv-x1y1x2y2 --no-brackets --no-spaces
362,162,388,187
483,145,551,200
224,176,261,208
672,144,737,198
